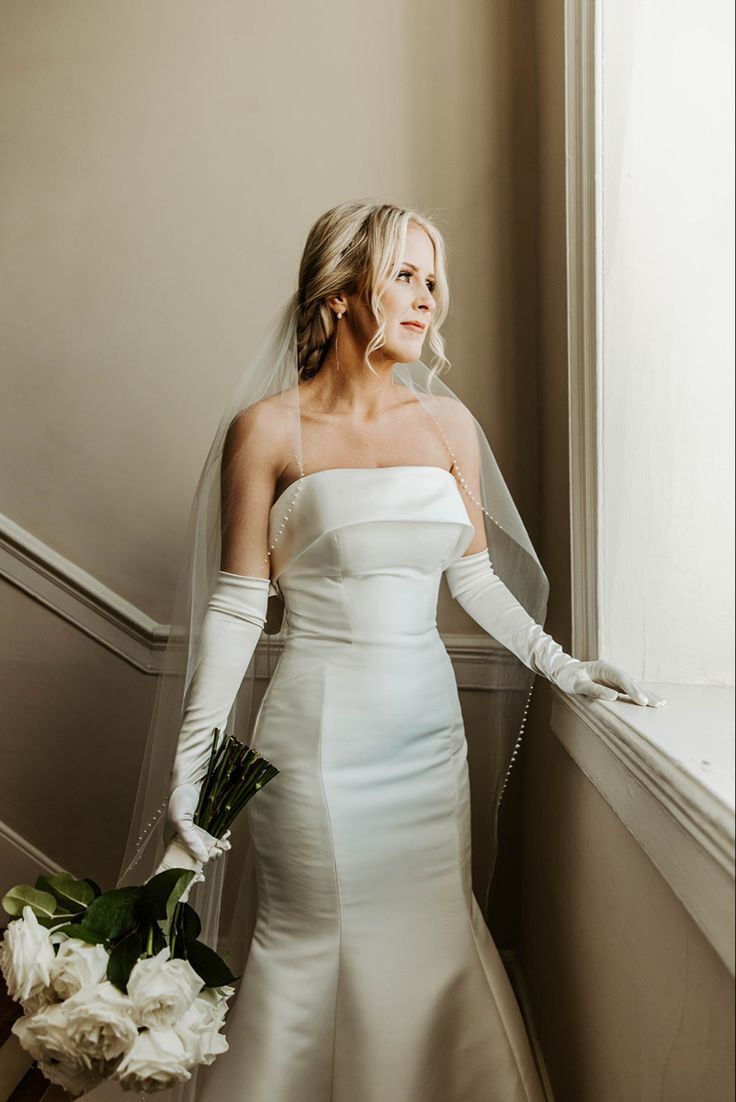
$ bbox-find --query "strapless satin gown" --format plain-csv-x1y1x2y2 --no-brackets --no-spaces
197,466,545,1102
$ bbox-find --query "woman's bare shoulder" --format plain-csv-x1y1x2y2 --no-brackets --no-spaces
428,394,482,475
431,393,476,430
222,392,295,487
224,389,295,462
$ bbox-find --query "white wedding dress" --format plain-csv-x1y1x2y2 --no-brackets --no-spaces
194,464,546,1102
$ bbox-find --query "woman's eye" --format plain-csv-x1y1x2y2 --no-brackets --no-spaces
398,270,435,292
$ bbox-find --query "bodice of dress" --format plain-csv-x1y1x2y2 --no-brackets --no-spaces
268,465,475,646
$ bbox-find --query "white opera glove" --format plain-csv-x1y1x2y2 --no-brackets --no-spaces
445,549,666,707
158,570,270,875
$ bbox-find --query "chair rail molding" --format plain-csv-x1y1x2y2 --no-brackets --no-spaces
0,510,168,673
0,511,501,686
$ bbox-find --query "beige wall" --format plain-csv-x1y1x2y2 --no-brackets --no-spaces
0,0,542,625
0,579,156,888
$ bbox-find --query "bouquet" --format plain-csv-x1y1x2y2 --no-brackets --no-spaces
0,733,278,1097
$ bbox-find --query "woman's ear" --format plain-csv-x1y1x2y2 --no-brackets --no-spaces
326,294,348,318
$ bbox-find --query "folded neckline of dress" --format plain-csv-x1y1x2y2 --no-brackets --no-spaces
269,465,456,520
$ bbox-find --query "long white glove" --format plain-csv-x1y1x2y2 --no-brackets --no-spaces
445,549,665,707
155,570,270,883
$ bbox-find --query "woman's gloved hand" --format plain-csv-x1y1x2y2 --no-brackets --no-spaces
153,786,232,901
161,784,232,866
445,549,666,708
554,658,666,706
162,570,270,868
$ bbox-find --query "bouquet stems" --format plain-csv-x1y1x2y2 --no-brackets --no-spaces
193,729,279,840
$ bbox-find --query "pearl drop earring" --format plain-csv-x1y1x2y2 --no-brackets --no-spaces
335,311,343,371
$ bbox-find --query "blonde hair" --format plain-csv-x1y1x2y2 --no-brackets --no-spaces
296,199,451,383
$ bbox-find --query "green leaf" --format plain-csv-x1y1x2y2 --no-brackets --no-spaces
181,938,237,988
139,868,196,948
82,878,103,899
2,885,57,920
165,872,196,934
140,868,195,920
177,901,201,942
84,887,140,940
107,928,144,993
35,872,95,913
39,905,90,926
51,923,107,945
149,921,167,956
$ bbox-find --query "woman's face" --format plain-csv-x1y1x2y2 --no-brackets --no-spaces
346,222,438,365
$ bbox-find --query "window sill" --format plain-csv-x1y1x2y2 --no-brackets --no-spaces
550,682,735,974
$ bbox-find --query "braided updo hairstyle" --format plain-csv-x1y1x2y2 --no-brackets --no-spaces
296,199,451,382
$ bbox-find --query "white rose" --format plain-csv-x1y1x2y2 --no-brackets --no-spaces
12,1001,82,1065
173,993,229,1066
200,983,235,1011
191,986,231,1027
20,984,58,1017
112,1027,193,1092
36,1057,108,1099
49,936,109,999
0,906,56,1002
127,945,203,1030
64,979,139,1063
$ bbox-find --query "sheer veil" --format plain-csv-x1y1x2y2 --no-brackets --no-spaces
81,290,549,1102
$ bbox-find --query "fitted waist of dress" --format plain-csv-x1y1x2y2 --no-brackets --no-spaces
277,570,444,646
274,627,453,691
281,623,443,651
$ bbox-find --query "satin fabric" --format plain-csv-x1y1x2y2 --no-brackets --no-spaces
195,466,545,1102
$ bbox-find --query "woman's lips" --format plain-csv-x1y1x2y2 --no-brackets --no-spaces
401,323,425,332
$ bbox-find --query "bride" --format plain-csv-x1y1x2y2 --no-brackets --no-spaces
109,199,664,1102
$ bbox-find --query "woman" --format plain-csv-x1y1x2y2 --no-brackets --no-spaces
126,200,664,1102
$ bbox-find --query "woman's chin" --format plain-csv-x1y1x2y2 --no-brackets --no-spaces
388,339,425,365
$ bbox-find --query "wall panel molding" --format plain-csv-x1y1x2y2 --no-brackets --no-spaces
564,0,600,660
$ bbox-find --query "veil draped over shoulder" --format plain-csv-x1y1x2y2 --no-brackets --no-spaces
80,291,548,1102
